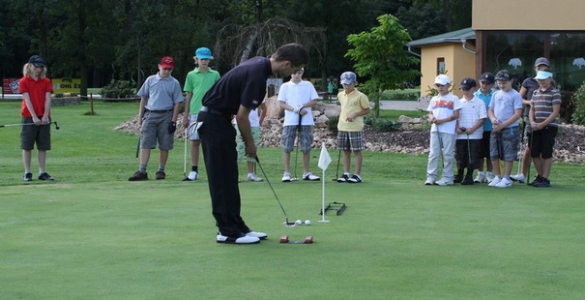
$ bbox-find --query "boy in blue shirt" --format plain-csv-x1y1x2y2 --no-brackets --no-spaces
473,72,495,183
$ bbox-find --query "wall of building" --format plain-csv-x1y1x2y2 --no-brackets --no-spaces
473,0,585,30
420,44,475,98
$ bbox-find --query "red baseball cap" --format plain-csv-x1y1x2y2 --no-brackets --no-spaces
159,56,175,68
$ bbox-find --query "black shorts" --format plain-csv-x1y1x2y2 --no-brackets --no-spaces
530,126,557,159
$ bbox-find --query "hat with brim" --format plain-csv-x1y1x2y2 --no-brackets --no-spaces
479,72,495,84
195,47,214,60
459,77,477,90
495,70,511,81
534,57,550,67
340,71,357,85
28,55,45,67
434,74,451,85
159,56,175,68
534,70,553,80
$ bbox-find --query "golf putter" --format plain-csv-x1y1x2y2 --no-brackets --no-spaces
527,130,534,185
332,148,341,181
135,136,140,158
292,113,302,181
437,130,444,168
466,131,472,172
183,127,188,179
255,156,297,227
1,121,60,130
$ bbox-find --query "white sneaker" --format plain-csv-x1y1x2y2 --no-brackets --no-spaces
435,178,454,186
488,176,501,187
495,177,512,188
247,173,263,182
245,231,267,240
217,233,260,244
424,177,435,185
474,173,485,183
510,173,526,183
282,172,292,182
187,171,198,180
486,173,495,183
303,172,320,181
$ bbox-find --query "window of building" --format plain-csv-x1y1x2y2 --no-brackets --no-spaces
483,31,585,92
437,57,445,75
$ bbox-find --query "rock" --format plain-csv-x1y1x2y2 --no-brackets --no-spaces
114,111,585,163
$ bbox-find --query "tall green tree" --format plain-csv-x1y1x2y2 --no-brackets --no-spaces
400,0,471,33
345,14,420,118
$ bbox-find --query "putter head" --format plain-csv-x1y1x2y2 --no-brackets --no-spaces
283,221,297,227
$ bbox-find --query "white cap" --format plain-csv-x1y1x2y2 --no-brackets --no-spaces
434,74,451,85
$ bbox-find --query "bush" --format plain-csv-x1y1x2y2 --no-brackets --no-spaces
364,116,402,132
571,82,585,125
327,116,339,135
372,119,402,132
101,80,136,98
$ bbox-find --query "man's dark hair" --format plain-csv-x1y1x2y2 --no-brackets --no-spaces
272,43,309,67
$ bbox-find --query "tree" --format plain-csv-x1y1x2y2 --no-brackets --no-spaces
399,0,471,33
345,14,420,118
214,18,326,69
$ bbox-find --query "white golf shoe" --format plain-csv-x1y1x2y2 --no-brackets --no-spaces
187,171,198,181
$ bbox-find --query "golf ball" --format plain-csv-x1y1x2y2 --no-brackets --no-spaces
304,220,311,225
295,219,302,225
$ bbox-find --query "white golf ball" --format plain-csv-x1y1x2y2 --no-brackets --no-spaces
304,220,311,225
295,219,302,225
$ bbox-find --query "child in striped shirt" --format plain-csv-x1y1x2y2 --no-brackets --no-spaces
455,78,486,185
528,70,561,187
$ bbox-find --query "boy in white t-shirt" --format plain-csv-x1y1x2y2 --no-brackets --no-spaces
278,68,320,182
455,78,486,185
425,74,462,186
235,101,266,182
487,70,523,188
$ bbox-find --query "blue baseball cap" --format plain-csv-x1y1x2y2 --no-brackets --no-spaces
28,55,45,67
340,71,357,85
195,47,213,60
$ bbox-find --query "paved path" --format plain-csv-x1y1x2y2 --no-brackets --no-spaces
379,100,427,111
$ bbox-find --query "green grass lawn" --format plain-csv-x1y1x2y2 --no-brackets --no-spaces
1,101,585,299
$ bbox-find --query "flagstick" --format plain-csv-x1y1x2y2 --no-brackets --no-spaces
319,167,329,223
318,142,330,223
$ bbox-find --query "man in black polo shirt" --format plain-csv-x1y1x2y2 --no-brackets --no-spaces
198,43,309,244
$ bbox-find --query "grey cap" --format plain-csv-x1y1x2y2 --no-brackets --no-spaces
534,57,550,67
495,70,511,81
